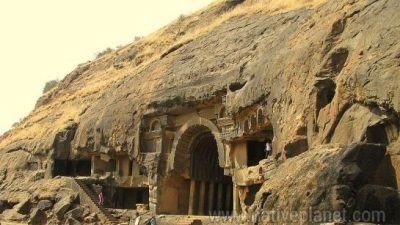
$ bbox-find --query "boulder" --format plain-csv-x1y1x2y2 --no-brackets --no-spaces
64,206,86,221
1,209,27,222
37,199,53,211
28,208,47,225
83,213,99,223
53,195,74,220
64,217,82,225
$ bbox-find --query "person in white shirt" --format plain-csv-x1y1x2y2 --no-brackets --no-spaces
265,141,272,159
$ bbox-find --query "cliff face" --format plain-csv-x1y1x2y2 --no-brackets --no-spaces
1,0,400,224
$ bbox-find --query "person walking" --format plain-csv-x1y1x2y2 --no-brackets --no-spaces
98,191,104,205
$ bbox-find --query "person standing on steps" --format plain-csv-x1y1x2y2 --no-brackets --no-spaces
98,191,104,205
264,140,272,159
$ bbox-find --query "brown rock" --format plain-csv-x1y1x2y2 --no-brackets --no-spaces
28,208,47,225
37,200,53,211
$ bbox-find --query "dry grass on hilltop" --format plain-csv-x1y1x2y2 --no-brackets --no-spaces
59,0,329,99
0,0,328,151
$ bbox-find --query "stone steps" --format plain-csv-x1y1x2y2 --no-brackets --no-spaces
73,179,121,224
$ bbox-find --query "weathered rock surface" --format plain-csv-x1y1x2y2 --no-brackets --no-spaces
37,199,53,211
0,0,399,224
1,1,399,161
234,159,277,186
248,143,387,223
83,213,99,223
14,198,30,215
28,208,47,225
64,205,89,222
53,194,78,220
355,185,400,223
64,217,82,225
0,0,396,159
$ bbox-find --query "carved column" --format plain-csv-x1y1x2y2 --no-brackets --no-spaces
188,179,196,215
233,184,239,216
208,182,215,213
217,183,223,211
225,183,232,212
91,155,95,176
198,180,206,215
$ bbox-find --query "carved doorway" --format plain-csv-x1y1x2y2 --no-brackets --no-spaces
161,117,232,215
187,130,233,215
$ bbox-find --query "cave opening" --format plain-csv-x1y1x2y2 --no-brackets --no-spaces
244,184,262,206
53,160,91,177
314,79,336,132
365,123,389,145
112,187,149,209
247,140,267,167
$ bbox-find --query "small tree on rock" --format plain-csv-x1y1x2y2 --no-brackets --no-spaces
43,79,59,93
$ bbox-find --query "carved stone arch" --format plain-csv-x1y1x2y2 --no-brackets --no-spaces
168,116,225,173
150,119,161,131
243,119,250,133
250,113,257,129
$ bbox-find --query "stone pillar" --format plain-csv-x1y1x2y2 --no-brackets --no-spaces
148,174,159,213
91,155,95,176
208,182,215,213
188,179,196,215
225,183,232,212
198,180,206,215
217,183,223,211
233,185,239,216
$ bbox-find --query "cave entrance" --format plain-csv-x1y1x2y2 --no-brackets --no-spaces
365,123,389,145
53,160,91,177
314,79,336,132
244,184,262,206
187,130,233,215
161,118,230,215
113,187,149,209
247,141,267,167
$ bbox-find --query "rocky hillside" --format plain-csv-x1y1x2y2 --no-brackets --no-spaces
1,0,400,224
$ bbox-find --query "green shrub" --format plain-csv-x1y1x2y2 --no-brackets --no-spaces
178,14,185,21
96,47,113,58
12,118,22,128
43,79,59,93
134,36,143,41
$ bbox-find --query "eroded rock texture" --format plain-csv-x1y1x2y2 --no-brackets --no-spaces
249,143,399,224
0,0,399,224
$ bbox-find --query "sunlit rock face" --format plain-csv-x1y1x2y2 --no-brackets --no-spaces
0,0,400,224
